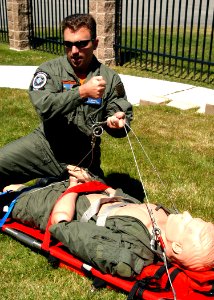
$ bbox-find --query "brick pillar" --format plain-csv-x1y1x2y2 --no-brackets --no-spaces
7,0,31,50
89,0,116,66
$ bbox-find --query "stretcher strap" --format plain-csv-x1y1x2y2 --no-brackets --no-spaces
80,196,124,223
0,198,17,227
0,185,39,228
96,202,127,226
42,180,109,251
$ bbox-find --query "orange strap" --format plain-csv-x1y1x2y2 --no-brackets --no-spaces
42,181,109,251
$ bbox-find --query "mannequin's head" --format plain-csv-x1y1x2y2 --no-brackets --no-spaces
165,211,214,270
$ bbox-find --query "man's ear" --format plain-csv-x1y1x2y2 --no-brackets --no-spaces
172,242,182,254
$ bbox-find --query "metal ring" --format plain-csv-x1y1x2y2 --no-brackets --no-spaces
93,125,104,137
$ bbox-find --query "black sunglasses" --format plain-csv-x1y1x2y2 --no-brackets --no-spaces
63,39,94,49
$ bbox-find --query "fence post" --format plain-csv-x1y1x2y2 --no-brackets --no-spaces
89,0,116,66
7,0,31,50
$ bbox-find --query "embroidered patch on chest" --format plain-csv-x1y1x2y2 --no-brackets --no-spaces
62,80,77,91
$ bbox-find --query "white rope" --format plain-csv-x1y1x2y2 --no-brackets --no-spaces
125,123,178,212
124,125,148,201
124,123,177,300
124,124,161,230
163,252,177,300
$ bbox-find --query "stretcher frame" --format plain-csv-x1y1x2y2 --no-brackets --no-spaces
1,218,135,291
1,217,213,300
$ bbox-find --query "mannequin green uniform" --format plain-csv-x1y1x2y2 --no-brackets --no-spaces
0,55,132,190
11,180,162,278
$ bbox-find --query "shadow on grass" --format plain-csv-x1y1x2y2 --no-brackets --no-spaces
105,172,145,202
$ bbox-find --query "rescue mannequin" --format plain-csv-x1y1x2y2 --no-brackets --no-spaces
50,166,214,272
3,166,214,274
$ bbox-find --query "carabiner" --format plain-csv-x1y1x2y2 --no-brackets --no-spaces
92,121,107,137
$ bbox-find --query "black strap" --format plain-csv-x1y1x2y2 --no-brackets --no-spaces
127,264,175,300
92,277,107,289
47,254,60,269
153,265,168,279
136,286,144,299
127,278,155,300
81,265,107,290
197,282,214,297
165,268,182,290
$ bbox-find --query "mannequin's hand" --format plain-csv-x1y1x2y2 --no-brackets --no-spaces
67,165,92,182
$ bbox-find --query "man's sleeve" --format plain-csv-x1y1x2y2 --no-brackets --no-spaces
103,73,133,138
29,67,84,122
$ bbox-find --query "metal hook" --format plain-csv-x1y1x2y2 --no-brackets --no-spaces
92,121,107,137
92,125,104,137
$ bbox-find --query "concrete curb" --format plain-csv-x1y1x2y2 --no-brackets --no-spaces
119,74,214,114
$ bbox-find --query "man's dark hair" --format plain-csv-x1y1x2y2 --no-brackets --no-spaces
61,14,97,39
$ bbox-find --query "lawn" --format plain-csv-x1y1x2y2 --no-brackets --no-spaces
0,44,213,299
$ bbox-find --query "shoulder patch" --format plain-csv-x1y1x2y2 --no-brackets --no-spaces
115,82,125,97
32,72,48,90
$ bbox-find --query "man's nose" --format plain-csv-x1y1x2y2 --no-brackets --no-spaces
71,45,79,54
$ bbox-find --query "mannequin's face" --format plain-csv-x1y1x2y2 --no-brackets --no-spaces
165,211,193,243
166,211,208,247
165,211,214,269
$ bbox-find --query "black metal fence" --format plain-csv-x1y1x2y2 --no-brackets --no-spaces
0,0,8,43
0,0,213,83
115,0,214,83
29,0,89,54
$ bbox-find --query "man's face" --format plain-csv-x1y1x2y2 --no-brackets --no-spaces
63,27,98,74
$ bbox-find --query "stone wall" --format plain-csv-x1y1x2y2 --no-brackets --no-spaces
89,0,115,65
7,0,31,50
6,0,116,65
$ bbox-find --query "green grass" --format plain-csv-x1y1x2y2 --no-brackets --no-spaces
0,88,213,299
122,26,213,59
0,46,213,299
0,43,58,66
0,235,124,300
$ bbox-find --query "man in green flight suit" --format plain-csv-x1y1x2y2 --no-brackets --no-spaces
0,14,133,191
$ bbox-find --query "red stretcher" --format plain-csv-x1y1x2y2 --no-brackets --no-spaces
1,217,214,300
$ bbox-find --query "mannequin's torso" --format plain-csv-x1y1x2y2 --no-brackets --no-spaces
86,194,168,236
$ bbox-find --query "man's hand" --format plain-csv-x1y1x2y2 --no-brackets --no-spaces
107,112,126,129
79,76,106,99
